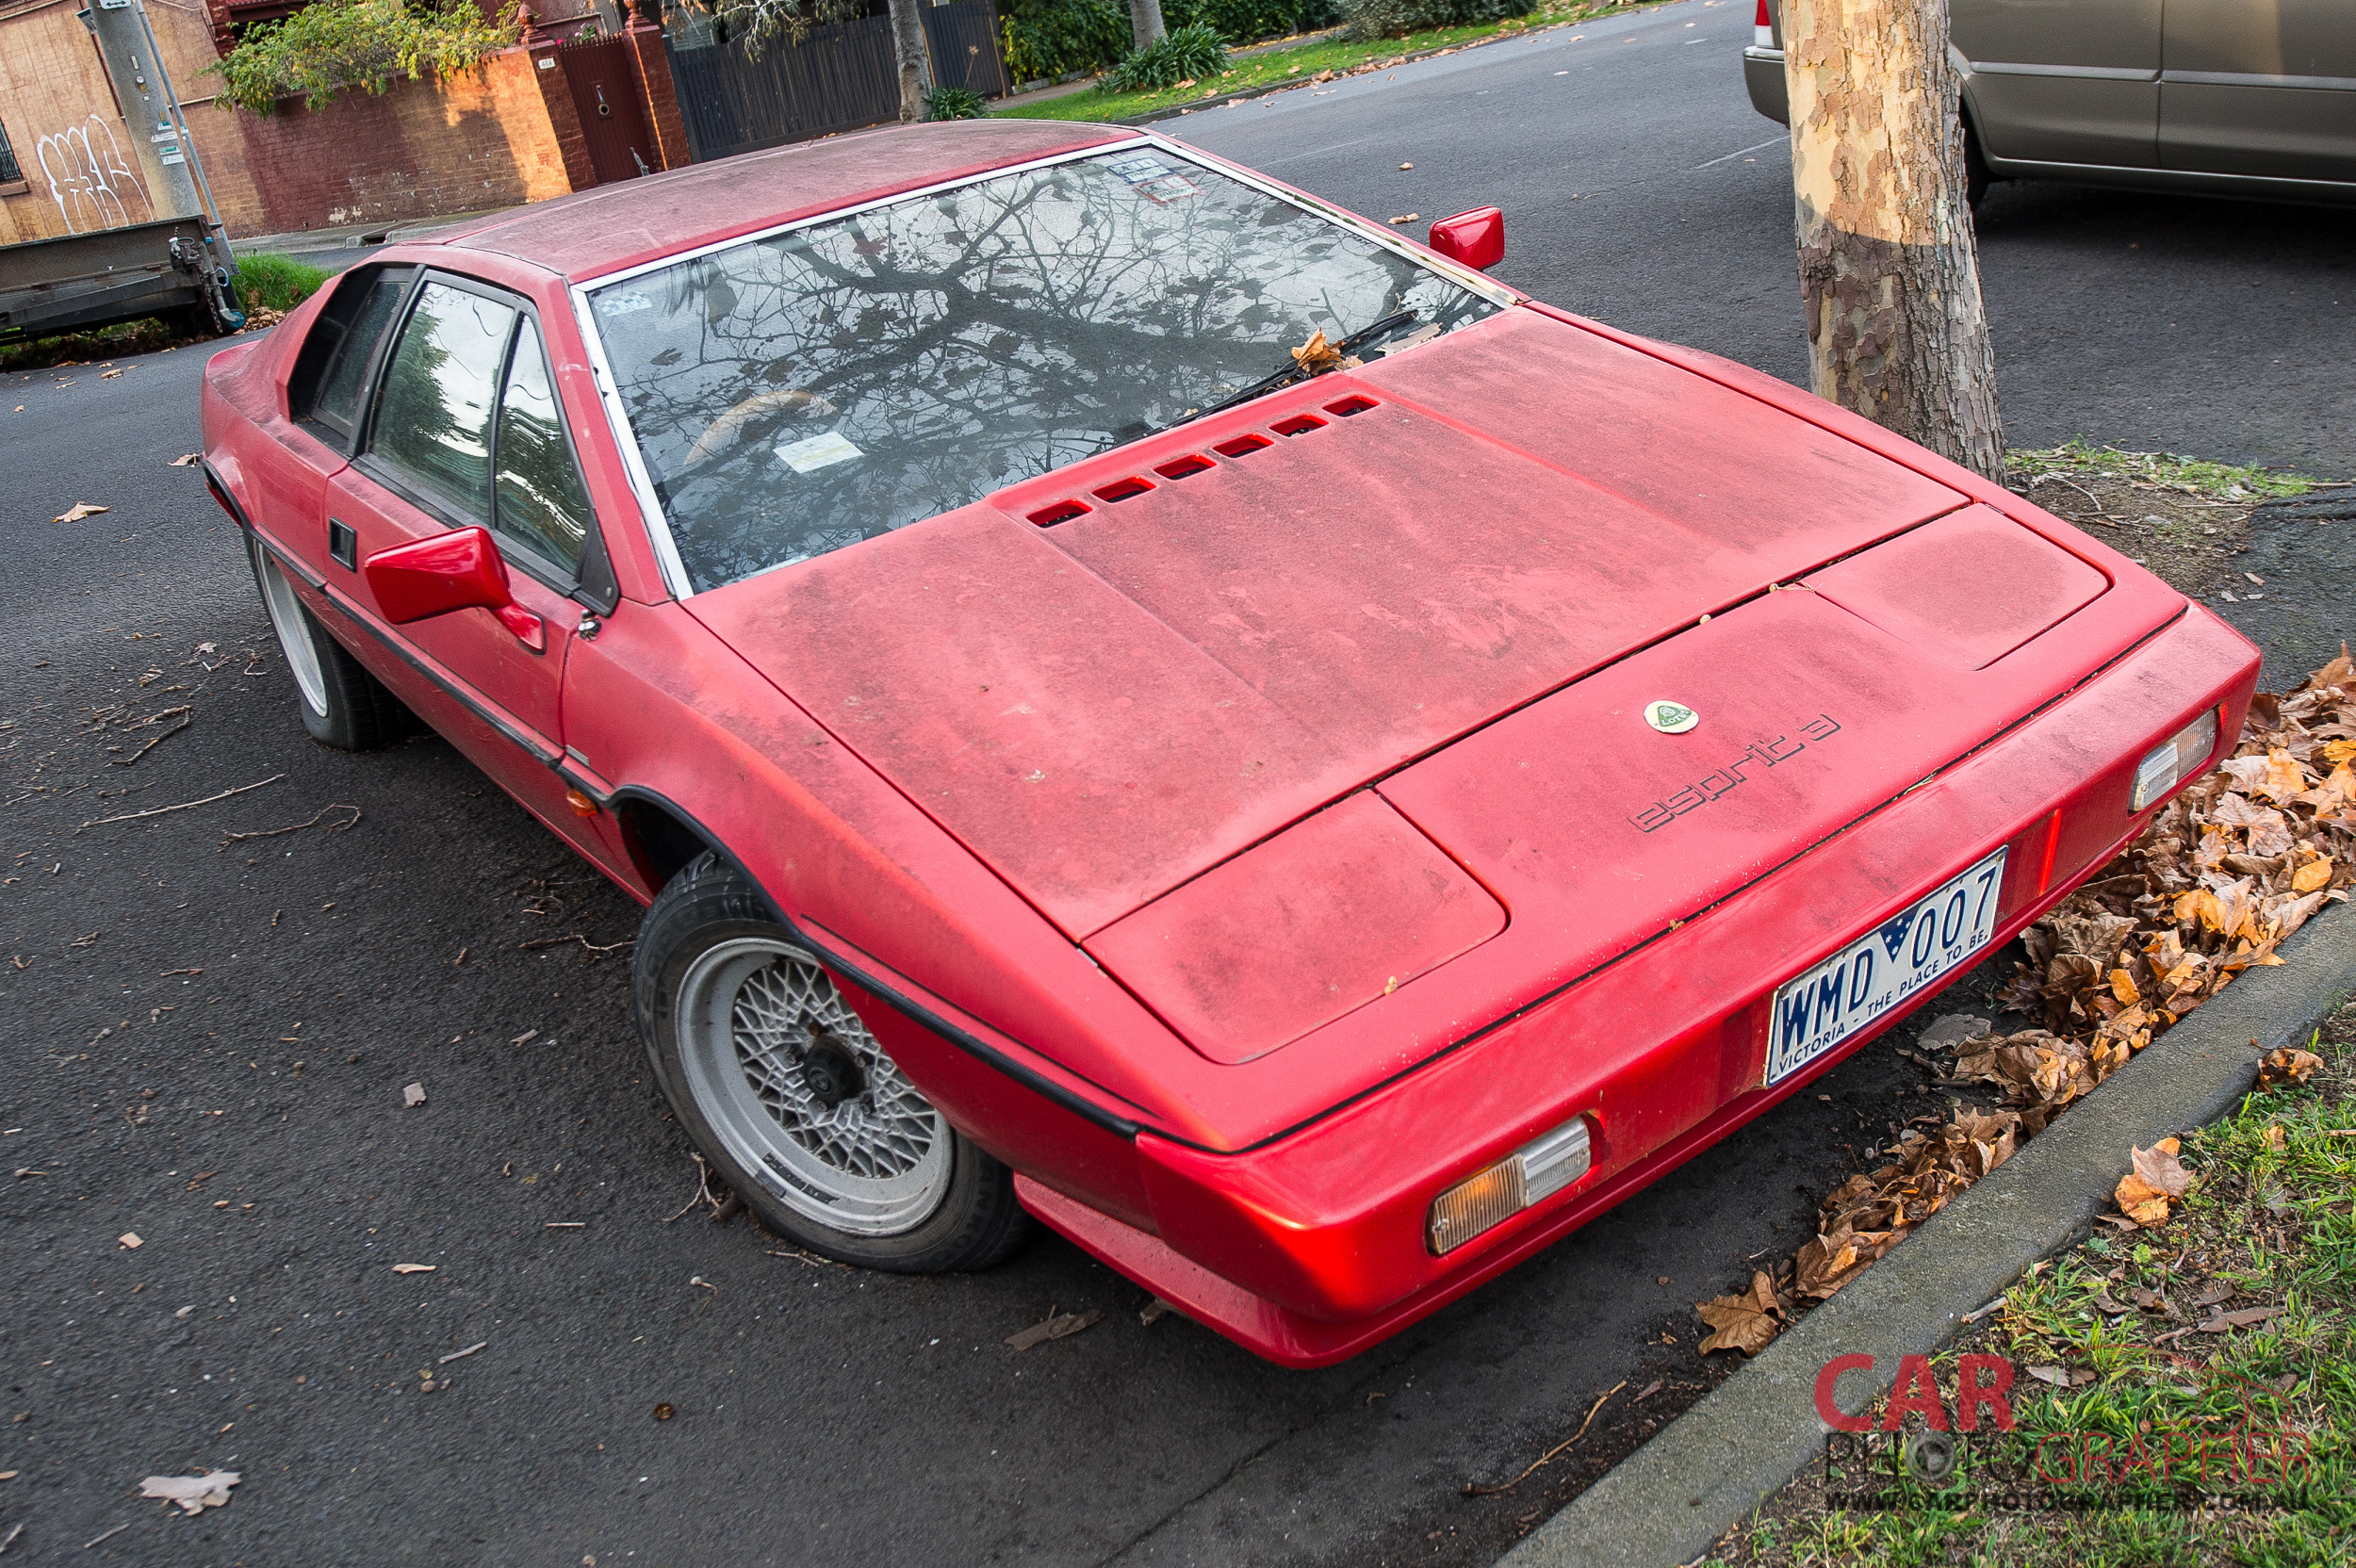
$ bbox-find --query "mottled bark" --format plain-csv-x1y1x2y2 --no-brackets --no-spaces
1782,0,2004,481
890,0,934,121
1129,0,1169,50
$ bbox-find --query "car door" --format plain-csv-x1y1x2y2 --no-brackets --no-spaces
2161,0,2356,180
328,271,613,861
1952,0,2164,167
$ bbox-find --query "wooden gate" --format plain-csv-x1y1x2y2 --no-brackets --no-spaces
559,37,657,185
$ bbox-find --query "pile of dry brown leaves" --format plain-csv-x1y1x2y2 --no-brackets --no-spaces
1699,648,2356,1348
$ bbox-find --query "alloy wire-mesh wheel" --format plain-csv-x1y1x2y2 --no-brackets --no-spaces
246,535,408,751
633,853,1030,1272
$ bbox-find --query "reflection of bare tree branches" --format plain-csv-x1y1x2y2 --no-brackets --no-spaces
590,154,1497,589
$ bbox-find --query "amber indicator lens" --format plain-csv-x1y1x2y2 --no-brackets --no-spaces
1426,1116,1592,1255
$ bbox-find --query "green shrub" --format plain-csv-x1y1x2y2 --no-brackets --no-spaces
997,0,1333,88
232,252,335,313
1335,0,1528,40
924,84,989,120
1101,21,1229,90
206,0,521,116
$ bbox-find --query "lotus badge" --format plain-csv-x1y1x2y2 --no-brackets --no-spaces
1644,700,1698,734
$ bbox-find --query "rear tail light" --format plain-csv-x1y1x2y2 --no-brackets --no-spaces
1755,0,1774,46
1427,1116,1592,1255
2130,710,2220,810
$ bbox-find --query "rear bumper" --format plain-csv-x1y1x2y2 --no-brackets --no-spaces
1019,605,2258,1367
1743,46,1789,127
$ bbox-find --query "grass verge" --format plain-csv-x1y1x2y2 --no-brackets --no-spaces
231,250,333,315
995,0,1668,124
2009,440,2323,502
1704,1003,2356,1567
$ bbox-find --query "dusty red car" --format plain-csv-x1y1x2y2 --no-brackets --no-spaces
201,121,2256,1366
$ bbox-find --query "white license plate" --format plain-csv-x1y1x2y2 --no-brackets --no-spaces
1765,848,2008,1086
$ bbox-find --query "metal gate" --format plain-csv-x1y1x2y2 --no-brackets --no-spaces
666,0,1008,165
559,37,657,185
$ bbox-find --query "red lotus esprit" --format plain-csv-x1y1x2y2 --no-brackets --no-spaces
201,120,2257,1366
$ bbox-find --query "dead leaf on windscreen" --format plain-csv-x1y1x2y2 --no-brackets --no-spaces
1005,1305,1104,1351
2258,1046,2324,1089
1695,1269,1786,1355
139,1469,238,1514
1289,330,1350,374
53,502,108,523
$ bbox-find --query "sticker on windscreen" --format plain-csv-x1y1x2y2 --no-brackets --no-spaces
1103,153,1200,204
598,291,653,316
777,432,863,473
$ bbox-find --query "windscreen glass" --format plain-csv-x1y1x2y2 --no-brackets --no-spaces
586,146,1501,591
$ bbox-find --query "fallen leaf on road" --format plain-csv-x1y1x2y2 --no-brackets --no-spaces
169,453,203,466
1139,1298,1173,1326
391,1263,434,1274
2114,1136,2187,1226
652,1401,675,1420
119,1232,142,1249
2199,1305,2282,1332
511,1029,539,1046
1387,213,1419,224
139,1469,239,1513
1695,1269,1786,1356
1915,1012,1991,1051
2258,1046,2323,1089
402,1083,426,1107
1005,1306,1104,1350
2026,1365,2096,1388
1632,1379,1663,1401
102,368,123,379
53,502,108,523
1399,161,1414,170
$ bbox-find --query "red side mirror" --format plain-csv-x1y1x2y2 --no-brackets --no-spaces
1428,207,1504,271
363,526,544,650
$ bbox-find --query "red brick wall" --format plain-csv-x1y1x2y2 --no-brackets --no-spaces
221,49,575,237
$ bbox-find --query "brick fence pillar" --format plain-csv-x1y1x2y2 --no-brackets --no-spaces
624,0,695,171
522,11,599,192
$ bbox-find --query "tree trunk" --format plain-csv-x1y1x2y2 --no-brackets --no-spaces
1128,0,1168,51
889,0,933,122
1781,0,2004,481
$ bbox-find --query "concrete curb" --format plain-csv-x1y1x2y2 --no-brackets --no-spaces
1496,897,2356,1568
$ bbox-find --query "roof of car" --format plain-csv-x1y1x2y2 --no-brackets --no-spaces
424,120,1140,283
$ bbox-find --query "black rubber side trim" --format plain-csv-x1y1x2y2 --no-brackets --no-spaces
245,527,558,766
608,784,1144,1142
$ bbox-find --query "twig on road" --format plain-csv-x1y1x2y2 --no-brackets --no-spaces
80,774,281,829
108,712,192,766
516,933,635,955
1463,1380,1628,1495
217,803,360,851
664,1152,720,1222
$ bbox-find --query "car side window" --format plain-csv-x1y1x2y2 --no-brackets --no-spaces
368,280,518,523
492,320,591,580
311,270,410,434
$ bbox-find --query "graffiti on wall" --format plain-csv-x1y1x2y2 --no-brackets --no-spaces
37,115,152,233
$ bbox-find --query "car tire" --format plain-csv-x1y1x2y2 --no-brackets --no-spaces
632,852,1032,1273
247,535,408,751
1963,119,1991,212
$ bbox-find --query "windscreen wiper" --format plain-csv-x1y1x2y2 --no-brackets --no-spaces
1173,310,1421,428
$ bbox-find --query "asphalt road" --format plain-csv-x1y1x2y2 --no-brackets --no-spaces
3,8,2345,1565
1171,0,2354,479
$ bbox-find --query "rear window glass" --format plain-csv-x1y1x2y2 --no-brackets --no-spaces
586,146,1501,592
314,270,410,433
